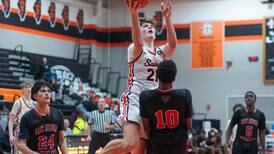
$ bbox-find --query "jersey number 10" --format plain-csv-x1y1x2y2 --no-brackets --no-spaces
155,110,179,129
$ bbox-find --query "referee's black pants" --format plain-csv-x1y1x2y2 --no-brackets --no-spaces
88,131,111,154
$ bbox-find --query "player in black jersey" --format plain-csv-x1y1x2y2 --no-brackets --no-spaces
226,91,266,154
140,60,193,154
17,80,68,154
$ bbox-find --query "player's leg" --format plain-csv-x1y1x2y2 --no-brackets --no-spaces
14,125,20,154
131,122,148,154
232,141,244,154
131,138,147,154
247,142,258,154
169,140,187,154
100,122,140,154
101,93,141,154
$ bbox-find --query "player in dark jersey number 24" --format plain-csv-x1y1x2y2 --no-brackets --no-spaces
140,60,193,154
18,80,68,154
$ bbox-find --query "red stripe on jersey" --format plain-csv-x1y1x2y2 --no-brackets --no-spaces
127,63,134,88
129,49,143,64
121,92,129,121
33,107,51,118
121,63,134,121
156,88,175,94
148,48,156,55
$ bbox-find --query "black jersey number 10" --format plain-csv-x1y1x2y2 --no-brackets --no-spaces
155,110,179,129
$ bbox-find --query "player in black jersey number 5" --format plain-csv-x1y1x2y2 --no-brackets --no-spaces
226,91,266,154
18,80,68,154
140,60,193,154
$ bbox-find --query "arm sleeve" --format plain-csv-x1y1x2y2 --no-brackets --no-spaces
139,92,148,118
18,114,29,139
58,110,64,131
258,112,266,130
184,89,193,118
229,110,240,128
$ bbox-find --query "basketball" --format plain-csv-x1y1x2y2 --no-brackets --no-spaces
126,0,149,8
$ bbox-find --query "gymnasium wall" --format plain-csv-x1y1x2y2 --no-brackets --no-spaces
106,0,274,133
0,0,103,58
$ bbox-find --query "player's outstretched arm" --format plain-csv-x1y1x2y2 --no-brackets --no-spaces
58,131,68,154
17,139,39,154
124,0,143,60
160,0,177,59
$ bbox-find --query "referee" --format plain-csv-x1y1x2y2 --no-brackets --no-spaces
87,98,116,154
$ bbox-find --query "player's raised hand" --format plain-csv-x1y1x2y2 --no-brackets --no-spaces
124,0,142,15
161,0,172,19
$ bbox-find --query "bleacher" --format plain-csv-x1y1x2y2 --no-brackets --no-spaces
0,47,91,116
0,45,125,118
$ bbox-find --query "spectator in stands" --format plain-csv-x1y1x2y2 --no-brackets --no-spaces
8,81,36,154
68,105,81,129
71,111,89,135
206,128,222,154
0,115,7,134
87,91,97,111
64,118,72,137
196,129,208,154
87,98,116,154
0,126,10,154
186,132,198,154
37,57,50,80
78,94,93,111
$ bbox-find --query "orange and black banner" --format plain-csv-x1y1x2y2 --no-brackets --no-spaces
0,2,265,47
263,17,274,84
225,20,262,41
191,21,224,69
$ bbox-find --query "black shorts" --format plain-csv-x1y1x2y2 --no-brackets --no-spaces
147,140,187,154
232,140,258,154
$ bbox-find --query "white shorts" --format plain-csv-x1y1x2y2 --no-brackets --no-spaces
119,92,141,124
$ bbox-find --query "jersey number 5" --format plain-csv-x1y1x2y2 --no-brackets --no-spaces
155,110,179,129
147,68,158,82
245,125,254,137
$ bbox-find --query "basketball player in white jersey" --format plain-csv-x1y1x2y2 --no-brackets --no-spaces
101,0,177,153
8,81,36,154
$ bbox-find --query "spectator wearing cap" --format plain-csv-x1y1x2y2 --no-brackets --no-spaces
86,98,116,154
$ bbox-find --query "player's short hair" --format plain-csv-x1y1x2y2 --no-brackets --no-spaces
232,103,243,112
156,59,177,83
31,80,52,101
245,91,256,100
140,18,155,28
20,81,32,89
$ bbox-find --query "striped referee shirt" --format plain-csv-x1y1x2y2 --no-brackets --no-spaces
88,109,116,134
